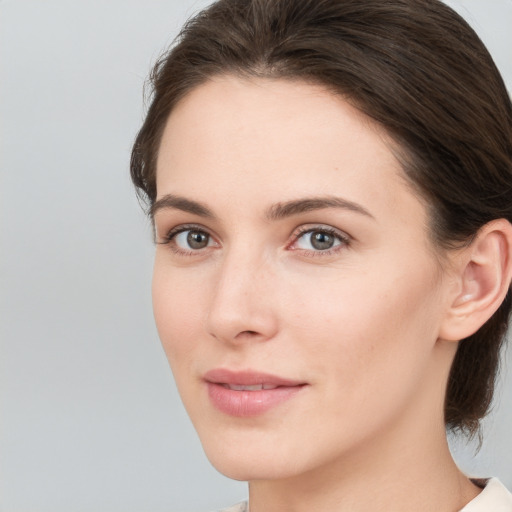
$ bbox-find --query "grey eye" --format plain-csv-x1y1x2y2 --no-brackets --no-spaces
175,230,211,250
310,231,336,250
188,231,209,249
295,229,343,251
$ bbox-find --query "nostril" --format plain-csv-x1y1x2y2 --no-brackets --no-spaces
234,330,261,339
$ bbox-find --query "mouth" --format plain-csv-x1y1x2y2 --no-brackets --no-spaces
220,383,281,391
203,369,307,417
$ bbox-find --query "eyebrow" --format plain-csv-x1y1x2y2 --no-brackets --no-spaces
151,194,374,221
266,196,374,221
151,194,215,219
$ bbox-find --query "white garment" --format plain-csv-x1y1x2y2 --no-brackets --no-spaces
460,478,512,511
216,478,512,512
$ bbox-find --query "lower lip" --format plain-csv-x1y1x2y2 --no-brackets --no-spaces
206,383,305,417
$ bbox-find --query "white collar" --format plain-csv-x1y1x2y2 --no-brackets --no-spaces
460,478,512,511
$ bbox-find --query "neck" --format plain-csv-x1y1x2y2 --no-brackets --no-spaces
248,424,479,512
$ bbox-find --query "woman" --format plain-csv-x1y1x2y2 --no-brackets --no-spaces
131,0,512,510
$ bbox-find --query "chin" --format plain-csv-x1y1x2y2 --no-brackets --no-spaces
206,452,292,482
199,433,305,482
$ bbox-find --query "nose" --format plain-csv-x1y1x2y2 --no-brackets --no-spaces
206,248,279,345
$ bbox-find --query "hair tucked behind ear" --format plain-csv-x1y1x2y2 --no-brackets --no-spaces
131,0,512,436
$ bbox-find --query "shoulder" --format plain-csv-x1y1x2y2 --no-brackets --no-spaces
460,478,512,511
213,501,249,512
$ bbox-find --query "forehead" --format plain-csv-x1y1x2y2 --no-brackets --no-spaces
155,75,425,228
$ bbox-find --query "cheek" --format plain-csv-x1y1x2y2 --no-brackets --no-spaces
286,263,443,399
151,262,208,369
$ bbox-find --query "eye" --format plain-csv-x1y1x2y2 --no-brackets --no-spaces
159,225,217,254
175,229,212,250
291,226,349,253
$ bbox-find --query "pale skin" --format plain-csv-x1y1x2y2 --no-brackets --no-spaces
151,76,512,512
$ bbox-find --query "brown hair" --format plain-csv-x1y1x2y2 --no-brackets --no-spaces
131,0,512,435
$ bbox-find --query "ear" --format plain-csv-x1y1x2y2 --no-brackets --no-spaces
439,219,512,342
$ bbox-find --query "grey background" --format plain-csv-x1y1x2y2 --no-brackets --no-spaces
1,1,511,511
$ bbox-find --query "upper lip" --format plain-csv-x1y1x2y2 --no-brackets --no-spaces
204,368,306,387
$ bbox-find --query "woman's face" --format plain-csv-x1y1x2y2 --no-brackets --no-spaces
152,76,457,480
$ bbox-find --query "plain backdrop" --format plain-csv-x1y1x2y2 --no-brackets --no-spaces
1,1,511,511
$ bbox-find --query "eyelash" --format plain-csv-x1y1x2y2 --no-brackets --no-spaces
288,225,351,256
158,224,215,256
158,224,351,257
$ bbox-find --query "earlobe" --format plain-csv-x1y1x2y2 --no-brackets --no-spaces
440,219,512,342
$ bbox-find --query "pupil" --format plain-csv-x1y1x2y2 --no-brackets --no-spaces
187,231,208,249
311,232,334,250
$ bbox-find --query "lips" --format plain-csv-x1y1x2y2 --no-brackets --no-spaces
204,369,307,417
221,383,279,391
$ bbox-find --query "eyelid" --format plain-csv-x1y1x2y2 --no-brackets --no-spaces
157,223,220,257
157,223,209,242
287,224,352,254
